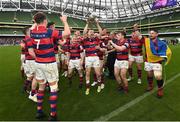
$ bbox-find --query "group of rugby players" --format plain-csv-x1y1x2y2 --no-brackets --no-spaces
20,12,166,120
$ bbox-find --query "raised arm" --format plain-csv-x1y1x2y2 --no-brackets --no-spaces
60,15,71,38
80,46,85,66
95,19,102,34
83,20,89,35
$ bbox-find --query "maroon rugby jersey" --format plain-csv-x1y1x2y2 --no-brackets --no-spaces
115,39,129,61
23,36,34,60
61,38,70,53
82,37,98,57
95,37,106,60
28,25,62,63
68,43,83,60
128,37,144,56
20,41,26,55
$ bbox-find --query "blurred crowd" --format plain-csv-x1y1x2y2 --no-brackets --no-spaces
0,37,22,46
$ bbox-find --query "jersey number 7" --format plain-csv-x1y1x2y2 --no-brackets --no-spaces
35,39,40,49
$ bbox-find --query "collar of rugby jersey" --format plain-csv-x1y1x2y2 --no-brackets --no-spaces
118,38,127,45
33,25,47,33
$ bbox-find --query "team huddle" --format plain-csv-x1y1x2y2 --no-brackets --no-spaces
20,12,171,120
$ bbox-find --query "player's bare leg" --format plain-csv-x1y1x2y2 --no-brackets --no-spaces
136,63,142,84
128,60,134,81
100,60,105,89
85,67,91,95
23,76,33,93
114,67,123,92
94,67,102,93
120,68,128,93
77,69,83,89
154,70,164,98
92,70,98,86
29,77,38,102
92,60,104,88
146,71,154,91
67,68,74,87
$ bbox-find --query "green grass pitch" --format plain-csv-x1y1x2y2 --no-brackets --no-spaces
0,45,180,121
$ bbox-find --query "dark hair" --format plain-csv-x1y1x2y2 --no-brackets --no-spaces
47,22,55,28
151,29,159,33
22,26,30,35
117,31,126,37
33,12,47,24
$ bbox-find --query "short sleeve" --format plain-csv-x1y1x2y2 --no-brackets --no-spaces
124,40,129,49
27,38,33,49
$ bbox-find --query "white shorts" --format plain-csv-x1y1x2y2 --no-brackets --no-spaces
61,53,67,61
85,56,100,68
144,62,162,72
129,55,144,63
35,62,59,84
68,59,82,70
24,60,36,77
114,60,129,69
55,54,60,63
21,54,25,61
20,54,25,69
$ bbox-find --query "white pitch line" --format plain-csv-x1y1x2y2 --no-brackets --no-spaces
95,73,180,121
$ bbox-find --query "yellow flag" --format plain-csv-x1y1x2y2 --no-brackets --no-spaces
144,38,172,65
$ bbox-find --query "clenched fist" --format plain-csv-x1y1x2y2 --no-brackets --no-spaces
60,15,68,23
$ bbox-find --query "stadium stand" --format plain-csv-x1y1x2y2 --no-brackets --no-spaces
0,11,179,35
15,11,32,23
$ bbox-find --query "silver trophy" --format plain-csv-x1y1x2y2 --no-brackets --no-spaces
87,12,97,24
